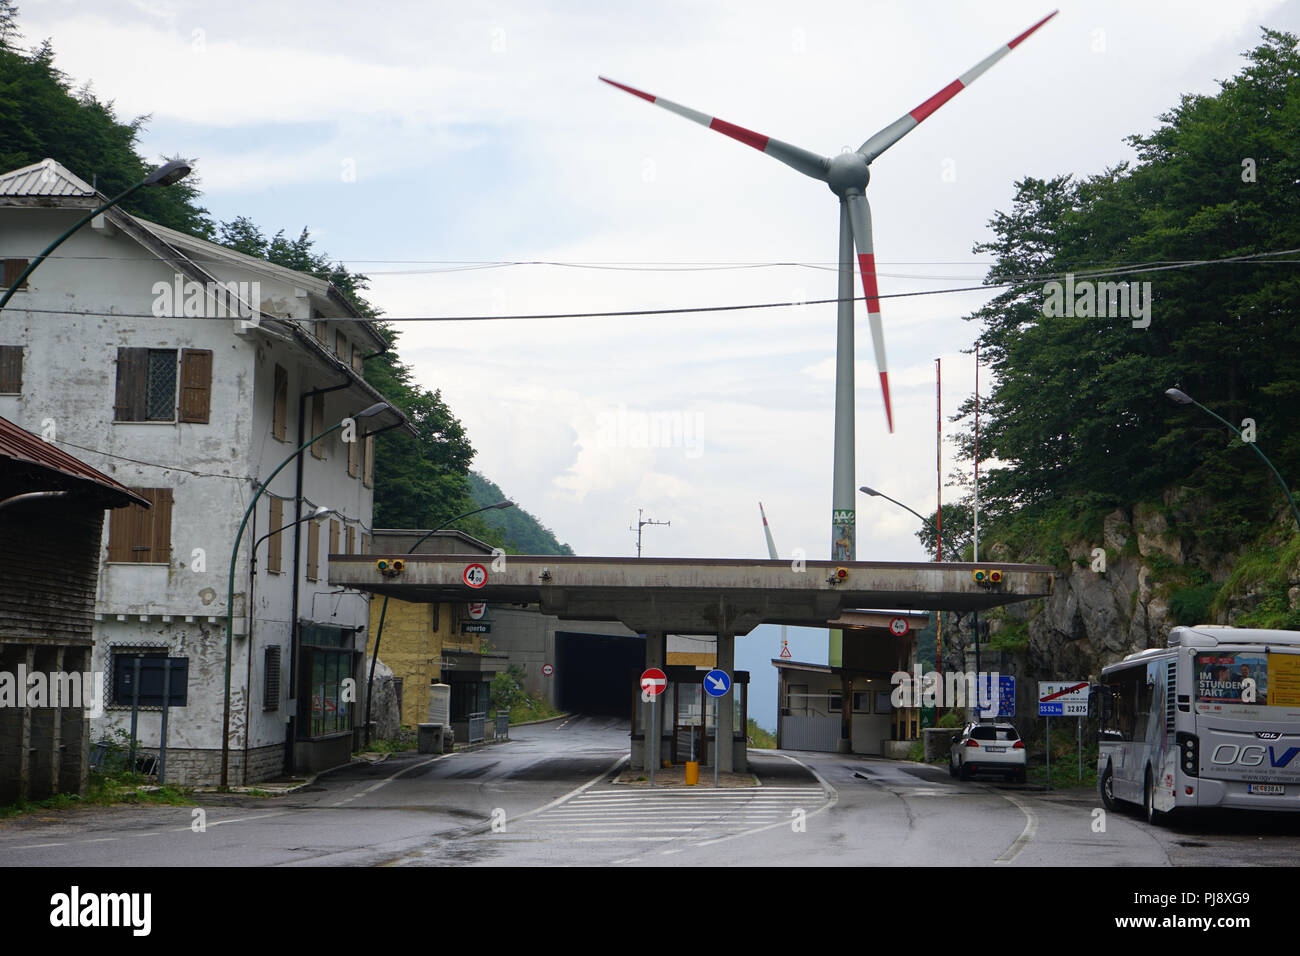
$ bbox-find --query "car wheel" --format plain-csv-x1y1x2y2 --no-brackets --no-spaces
1100,764,1116,811
959,761,971,781
948,754,957,778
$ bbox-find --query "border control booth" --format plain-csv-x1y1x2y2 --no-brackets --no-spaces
328,555,1055,775
632,666,749,772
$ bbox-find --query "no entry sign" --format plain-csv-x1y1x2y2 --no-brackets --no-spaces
640,667,667,697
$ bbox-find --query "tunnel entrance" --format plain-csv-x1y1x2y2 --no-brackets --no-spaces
555,630,643,717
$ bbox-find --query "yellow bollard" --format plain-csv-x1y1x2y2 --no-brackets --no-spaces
685,761,699,786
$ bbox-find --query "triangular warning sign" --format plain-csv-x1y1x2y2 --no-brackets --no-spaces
779,640,791,659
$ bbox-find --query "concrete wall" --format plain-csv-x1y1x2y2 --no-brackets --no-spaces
0,207,379,783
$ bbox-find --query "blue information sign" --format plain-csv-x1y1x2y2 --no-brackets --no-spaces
703,669,731,697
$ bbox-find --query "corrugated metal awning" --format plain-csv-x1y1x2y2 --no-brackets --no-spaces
0,416,149,509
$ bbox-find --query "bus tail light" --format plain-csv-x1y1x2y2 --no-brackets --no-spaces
1176,731,1199,778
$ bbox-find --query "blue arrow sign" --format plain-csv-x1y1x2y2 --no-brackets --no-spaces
704,669,731,697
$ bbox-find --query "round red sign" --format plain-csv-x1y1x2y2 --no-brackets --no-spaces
889,617,909,636
640,667,667,696
462,564,488,589
542,663,554,677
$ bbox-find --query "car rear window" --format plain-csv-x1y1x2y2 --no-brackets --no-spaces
971,727,1018,741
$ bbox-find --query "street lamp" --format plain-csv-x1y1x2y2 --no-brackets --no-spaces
0,160,192,311
859,485,958,561
1165,387,1300,533
362,499,514,746
221,401,392,788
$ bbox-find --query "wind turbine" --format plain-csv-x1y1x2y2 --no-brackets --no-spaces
601,11,1057,563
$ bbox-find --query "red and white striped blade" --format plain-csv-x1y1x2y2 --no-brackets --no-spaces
857,10,1058,163
845,191,893,432
599,76,830,182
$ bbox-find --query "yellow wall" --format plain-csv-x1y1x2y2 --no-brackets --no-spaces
366,598,476,730
666,652,715,667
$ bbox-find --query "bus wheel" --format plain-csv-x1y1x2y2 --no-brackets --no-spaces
1100,764,1116,811
1144,769,1165,826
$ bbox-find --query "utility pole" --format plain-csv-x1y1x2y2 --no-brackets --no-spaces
630,508,670,558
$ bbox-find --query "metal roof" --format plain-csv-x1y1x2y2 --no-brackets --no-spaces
0,159,97,199
0,416,149,508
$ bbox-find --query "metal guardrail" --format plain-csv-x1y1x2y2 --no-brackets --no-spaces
495,713,509,739
468,712,486,744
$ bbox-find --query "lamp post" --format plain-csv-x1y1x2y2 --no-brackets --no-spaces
859,485,959,561
221,402,391,789
362,499,514,746
1165,387,1300,533
0,160,192,311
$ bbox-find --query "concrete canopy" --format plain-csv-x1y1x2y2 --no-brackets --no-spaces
330,555,1054,635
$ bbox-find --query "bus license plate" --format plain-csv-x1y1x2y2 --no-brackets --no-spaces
988,746,1006,753
1248,784,1285,795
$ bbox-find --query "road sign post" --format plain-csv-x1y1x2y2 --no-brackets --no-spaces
1038,680,1088,790
704,669,731,789
641,668,667,787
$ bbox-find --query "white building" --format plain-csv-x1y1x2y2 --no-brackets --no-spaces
0,158,411,785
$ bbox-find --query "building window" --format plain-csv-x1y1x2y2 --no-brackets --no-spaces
299,625,356,737
0,345,22,394
264,646,281,711
267,497,284,574
114,348,211,423
310,394,325,459
106,487,173,563
272,364,288,441
335,331,347,360
306,518,320,581
363,435,374,488
108,649,186,708
1,258,28,290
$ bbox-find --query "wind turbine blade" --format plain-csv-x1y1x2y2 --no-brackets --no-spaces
857,10,1058,163
759,501,780,560
845,191,893,432
600,76,831,182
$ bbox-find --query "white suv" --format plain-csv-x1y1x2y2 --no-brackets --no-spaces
949,722,1026,783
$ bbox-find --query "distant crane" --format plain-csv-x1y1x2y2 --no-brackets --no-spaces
630,508,670,558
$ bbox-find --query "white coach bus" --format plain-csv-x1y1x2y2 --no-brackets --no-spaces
1094,626,1300,823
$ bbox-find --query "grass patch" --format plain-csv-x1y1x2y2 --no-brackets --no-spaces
988,619,1030,653
0,772,194,820
505,694,562,724
1026,724,1098,791
360,729,418,754
746,719,776,749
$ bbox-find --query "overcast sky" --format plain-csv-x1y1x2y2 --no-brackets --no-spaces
18,0,1298,723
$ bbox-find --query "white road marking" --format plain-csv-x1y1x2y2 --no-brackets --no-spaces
329,751,459,807
993,788,1039,864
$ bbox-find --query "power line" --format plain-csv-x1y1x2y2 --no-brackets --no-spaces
8,247,1297,323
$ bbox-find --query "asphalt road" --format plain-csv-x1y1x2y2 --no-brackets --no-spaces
3,715,1299,867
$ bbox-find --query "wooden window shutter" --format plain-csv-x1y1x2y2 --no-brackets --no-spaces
363,435,374,488
351,344,363,375
2,258,28,289
335,331,346,359
107,495,146,562
348,429,360,478
272,365,288,441
264,646,281,711
306,519,320,581
178,349,213,423
361,533,369,555
114,348,149,422
150,488,174,562
0,345,22,393
315,318,327,343
346,525,355,554
329,519,339,557
310,394,325,459
267,498,284,573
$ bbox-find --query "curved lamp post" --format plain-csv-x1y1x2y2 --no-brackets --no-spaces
221,402,392,788
0,160,192,311
859,485,960,562
362,499,514,746
1165,388,1300,533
